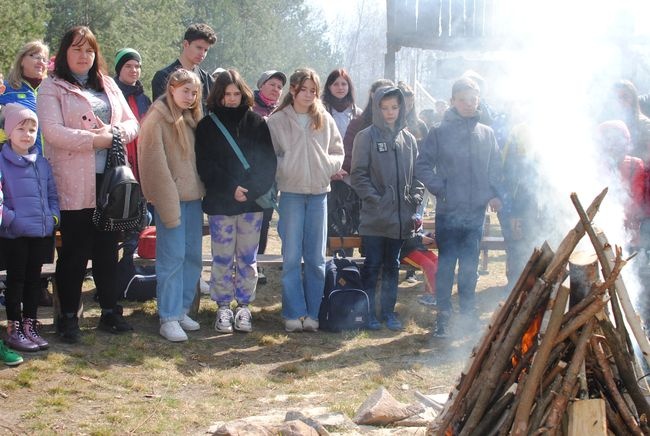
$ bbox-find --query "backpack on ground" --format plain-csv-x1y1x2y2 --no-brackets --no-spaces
93,129,147,232
117,254,156,302
137,226,156,259
318,251,369,332
327,180,361,237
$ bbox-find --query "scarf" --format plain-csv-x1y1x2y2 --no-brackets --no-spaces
257,91,277,108
325,96,352,113
24,77,42,90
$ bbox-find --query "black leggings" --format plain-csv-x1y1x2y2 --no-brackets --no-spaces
3,237,51,320
55,209,119,314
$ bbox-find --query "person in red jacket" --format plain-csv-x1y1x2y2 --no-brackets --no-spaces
596,120,648,249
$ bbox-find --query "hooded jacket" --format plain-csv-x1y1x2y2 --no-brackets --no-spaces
415,107,502,226
195,104,276,216
351,87,421,239
137,98,205,228
267,104,343,195
0,143,59,239
37,74,139,211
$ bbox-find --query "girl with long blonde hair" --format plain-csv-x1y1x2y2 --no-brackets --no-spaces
138,69,206,342
266,68,344,332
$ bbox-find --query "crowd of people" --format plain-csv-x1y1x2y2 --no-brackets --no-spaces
0,21,648,366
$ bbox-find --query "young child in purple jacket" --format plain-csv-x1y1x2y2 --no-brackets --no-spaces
0,104,59,355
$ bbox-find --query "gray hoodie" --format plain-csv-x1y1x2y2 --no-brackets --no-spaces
415,107,502,226
350,87,421,239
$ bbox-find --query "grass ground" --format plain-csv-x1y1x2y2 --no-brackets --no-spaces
0,215,508,434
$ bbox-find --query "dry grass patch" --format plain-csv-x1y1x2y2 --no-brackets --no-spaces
0,219,509,433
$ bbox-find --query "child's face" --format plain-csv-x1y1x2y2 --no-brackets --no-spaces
451,89,480,118
379,96,400,128
10,120,37,155
222,83,242,108
170,82,199,110
291,79,317,113
0,73,5,95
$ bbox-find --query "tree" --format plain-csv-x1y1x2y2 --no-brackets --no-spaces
44,0,118,51
0,0,50,75
184,0,342,87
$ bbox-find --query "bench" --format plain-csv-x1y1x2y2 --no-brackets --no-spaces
326,232,506,274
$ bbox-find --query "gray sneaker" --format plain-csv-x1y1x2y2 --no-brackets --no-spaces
215,307,234,333
234,307,252,332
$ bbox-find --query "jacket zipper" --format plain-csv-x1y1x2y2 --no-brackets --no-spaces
33,161,46,236
394,145,402,239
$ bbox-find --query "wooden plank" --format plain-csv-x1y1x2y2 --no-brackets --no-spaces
328,236,362,250
567,399,607,436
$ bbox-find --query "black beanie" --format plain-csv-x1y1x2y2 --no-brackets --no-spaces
114,48,142,76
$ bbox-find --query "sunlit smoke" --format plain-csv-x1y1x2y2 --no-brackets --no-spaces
490,0,650,301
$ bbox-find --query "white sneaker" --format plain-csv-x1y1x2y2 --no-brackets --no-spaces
285,319,303,333
179,314,200,331
159,321,188,342
303,317,319,332
234,307,252,332
215,307,234,333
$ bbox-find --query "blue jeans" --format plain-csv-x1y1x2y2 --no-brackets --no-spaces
434,214,484,313
278,192,327,320
361,236,403,318
155,200,203,323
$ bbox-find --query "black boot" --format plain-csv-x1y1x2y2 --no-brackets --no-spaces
433,311,451,338
59,315,81,344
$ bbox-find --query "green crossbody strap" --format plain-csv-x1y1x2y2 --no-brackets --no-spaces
209,112,250,170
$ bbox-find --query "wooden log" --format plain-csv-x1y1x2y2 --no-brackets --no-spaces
540,319,596,435
562,246,626,323
432,246,551,434
553,295,609,346
511,284,572,436
458,276,555,436
569,251,599,307
602,391,630,436
571,196,632,351
594,229,650,369
542,360,568,389
591,336,644,435
567,399,607,436
529,374,563,433
542,189,607,285
473,387,516,435
597,319,650,425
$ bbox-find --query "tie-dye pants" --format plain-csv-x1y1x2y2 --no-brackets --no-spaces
208,212,263,306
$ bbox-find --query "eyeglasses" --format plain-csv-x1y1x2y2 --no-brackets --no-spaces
29,54,48,63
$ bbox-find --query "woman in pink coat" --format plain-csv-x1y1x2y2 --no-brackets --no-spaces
37,26,139,343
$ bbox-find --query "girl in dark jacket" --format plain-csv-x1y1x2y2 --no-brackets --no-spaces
195,69,276,334
0,104,59,353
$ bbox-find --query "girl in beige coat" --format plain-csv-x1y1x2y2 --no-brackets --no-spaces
266,68,343,333
138,69,205,342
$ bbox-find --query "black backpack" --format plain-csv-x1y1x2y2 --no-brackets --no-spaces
319,252,369,332
116,254,157,302
327,180,361,237
92,130,147,232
